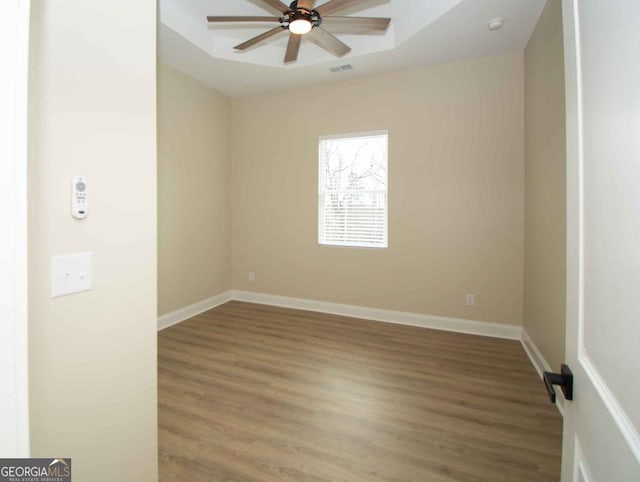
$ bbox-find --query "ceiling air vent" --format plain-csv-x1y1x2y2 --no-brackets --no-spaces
329,64,353,73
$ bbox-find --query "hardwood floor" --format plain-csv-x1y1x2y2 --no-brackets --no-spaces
158,301,562,481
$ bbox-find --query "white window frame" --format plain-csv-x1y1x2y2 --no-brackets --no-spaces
318,130,388,249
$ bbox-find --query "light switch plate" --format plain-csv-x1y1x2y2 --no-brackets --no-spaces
51,252,92,298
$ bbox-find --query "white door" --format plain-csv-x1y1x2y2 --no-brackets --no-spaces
561,0,640,480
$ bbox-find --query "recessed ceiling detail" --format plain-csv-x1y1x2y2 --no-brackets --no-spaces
158,0,548,97
206,0,391,65
160,0,465,68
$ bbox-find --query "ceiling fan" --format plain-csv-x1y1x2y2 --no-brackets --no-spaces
207,0,391,64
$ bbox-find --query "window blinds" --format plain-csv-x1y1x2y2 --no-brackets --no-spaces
318,132,388,248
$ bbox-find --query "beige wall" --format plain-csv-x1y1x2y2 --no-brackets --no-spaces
28,2,157,480
232,54,524,325
524,0,566,368
157,63,232,315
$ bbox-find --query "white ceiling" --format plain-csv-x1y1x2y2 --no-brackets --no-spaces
159,0,547,98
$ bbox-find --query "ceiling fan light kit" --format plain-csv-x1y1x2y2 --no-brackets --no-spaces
289,19,312,34
286,5,321,34
207,0,391,64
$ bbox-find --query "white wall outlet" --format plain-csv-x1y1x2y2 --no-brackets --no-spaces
51,252,92,298
465,294,476,306
248,271,255,282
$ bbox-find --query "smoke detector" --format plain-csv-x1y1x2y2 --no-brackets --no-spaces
487,17,505,31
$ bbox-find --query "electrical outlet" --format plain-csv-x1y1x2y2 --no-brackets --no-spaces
248,271,255,282
465,294,475,306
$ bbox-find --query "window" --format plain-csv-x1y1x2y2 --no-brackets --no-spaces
318,131,388,248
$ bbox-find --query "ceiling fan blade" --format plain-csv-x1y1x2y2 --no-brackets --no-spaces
315,0,372,16
296,0,316,9
256,0,290,14
234,26,286,51
284,33,303,63
207,16,281,23
322,16,390,34
309,27,351,57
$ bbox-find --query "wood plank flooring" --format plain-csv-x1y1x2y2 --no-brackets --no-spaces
158,301,562,481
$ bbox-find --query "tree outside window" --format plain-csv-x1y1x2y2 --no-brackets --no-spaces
318,131,388,248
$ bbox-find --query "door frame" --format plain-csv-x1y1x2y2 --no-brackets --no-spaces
0,0,30,457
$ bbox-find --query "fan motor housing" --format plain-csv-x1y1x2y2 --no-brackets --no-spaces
282,2,322,29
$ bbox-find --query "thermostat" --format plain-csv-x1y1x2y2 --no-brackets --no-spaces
71,176,88,219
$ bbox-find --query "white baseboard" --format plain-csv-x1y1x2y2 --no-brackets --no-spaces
520,328,551,377
232,290,523,340
520,328,565,416
159,291,561,415
157,290,232,331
